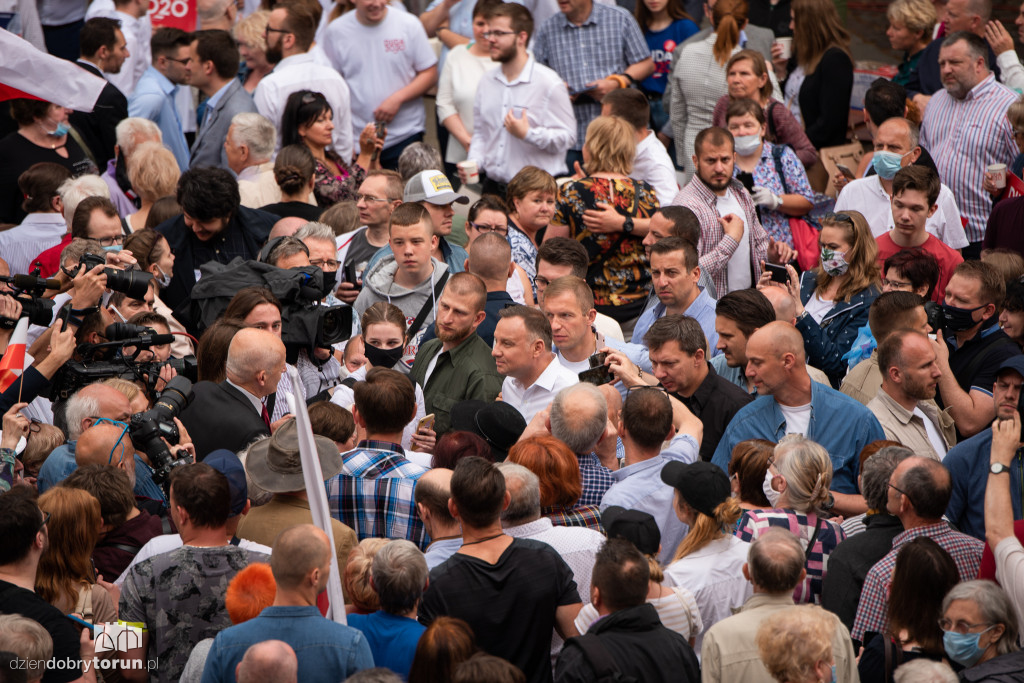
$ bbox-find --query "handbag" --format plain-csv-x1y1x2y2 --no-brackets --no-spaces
770,145,821,271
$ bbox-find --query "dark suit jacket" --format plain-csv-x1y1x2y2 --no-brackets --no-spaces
68,60,128,168
190,79,257,169
179,381,270,460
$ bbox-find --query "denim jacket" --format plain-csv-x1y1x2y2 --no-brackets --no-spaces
797,270,880,388
711,380,885,493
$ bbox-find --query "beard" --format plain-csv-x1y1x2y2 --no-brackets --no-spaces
904,375,937,401
493,43,517,63
265,40,283,65
436,321,474,345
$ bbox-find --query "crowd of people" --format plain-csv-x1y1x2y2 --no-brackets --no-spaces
4,0,1024,680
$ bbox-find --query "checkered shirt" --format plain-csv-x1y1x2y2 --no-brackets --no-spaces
542,504,605,533
533,2,649,150
851,521,984,642
577,452,615,507
326,440,429,549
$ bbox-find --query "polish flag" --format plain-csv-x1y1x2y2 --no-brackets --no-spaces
0,28,106,112
0,318,28,393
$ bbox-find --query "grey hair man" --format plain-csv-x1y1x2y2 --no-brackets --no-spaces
58,174,112,228
821,446,912,632
228,113,282,208
104,117,161,216
0,614,53,683
702,528,858,683
548,382,615,506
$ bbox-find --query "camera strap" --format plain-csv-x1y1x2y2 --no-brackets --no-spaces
406,271,449,344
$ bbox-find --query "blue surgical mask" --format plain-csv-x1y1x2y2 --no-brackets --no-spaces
103,244,122,253
43,120,70,137
155,264,172,288
829,664,836,683
872,150,909,180
944,626,995,667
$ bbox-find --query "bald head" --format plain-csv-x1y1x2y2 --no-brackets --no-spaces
225,328,286,392
235,640,297,683
269,217,308,239
418,466,453,494
270,524,331,590
747,527,806,593
468,233,513,285
748,321,806,362
760,287,798,325
414,467,456,528
75,423,138,488
550,383,608,455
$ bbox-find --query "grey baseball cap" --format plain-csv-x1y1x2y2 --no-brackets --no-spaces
403,170,470,205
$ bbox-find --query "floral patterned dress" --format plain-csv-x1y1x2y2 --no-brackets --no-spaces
313,150,366,208
551,176,657,319
733,141,815,248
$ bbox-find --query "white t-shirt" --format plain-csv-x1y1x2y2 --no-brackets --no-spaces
555,352,591,375
804,293,833,324
718,189,752,292
322,8,438,150
914,406,949,459
780,402,812,436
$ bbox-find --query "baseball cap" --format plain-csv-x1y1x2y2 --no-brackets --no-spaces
997,355,1024,380
601,506,661,556
403,170,470,206
204,449,248,516
449,400,527,461
660,460,730,518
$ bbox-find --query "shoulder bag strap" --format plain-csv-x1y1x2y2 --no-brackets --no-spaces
766,101,779,142
75,584,94,622
804,515,824,561
405,270,449,343
771,144,791,195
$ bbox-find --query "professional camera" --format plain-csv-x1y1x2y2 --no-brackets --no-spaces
49,323,198,400
0,272,58,328
78,253,153,300
129,375,193,488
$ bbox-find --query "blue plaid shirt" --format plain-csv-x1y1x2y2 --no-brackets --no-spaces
577,452,615,507
326,440,429,549
533,2,649,150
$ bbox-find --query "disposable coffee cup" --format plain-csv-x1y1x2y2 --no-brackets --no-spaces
988,163,1007,189
458,160,480,185
775,37,793,60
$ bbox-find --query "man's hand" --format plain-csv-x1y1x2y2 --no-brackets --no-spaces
585,78,619,102
582,203,625,233
911,93,931,112
571,161,586,181
1,403,30,450
519,406,551,442
603,348,644,388
985,19,1016,56
0,296,23,327
410,427,437,453
767,238,796,265
154,364,177,393
504,108,529,140
719,214,744,242
929,333,951,368
106,249,137,269
70,264,107,311
832,171,851,193
270,414,294,432
991,411,1020,465
336,281,360,304
373,95,403,124
173,418,193,447
983,170,1004,197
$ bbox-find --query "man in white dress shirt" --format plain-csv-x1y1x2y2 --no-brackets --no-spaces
834,117,968,249
602,88,677,206
254,0,353,160
460,2,575,192
493,305,579,423
323,0,437,170
0,163,71,276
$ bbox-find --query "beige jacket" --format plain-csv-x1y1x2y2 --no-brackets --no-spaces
840,352,882,406
701,593,860,683
866,387,956,461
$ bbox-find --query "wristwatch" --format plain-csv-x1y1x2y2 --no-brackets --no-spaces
622,216,634,234
991,462,1011,475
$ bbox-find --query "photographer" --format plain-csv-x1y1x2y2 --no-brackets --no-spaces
0,317,76,415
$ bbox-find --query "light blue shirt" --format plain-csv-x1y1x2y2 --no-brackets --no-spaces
600,434,699,566
711,381,885,493
129,66,189,170
710,353,749,392
36,440,167,506
201,80,233,124
424,537,462,569
425,0,476,72
631,287,720,356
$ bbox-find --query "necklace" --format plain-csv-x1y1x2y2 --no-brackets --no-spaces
461,533,504,547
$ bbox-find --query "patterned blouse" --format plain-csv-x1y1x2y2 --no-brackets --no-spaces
313,151,366,208
551,177,656,311
507,220,538,282
733,141,815,248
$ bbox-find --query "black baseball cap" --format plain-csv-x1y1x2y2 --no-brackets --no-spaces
660,460,730,518
602,506,660,556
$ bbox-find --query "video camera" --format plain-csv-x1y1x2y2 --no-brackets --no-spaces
49,322,198,400
77,253,153,300
129,375,193,488
0,271,58,329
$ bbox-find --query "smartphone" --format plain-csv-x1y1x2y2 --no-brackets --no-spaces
371,121,386,164
836,163,855,180
59,304,71,332
416,414,435,433
765,262,789,284
343,263,362,291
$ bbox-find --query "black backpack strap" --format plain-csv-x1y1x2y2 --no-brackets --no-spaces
341,376,359,389
766,101,779,142
406,270,449,343
568,634,622,681
771,143,791,195
96,541,144,555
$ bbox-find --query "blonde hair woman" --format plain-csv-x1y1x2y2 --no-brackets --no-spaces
661,460,751,653
759,209,881,387
736,436,846,605
234,10,272,93
886,0,937,87
126,141,180,232
757,605,837,683
546,116,657,328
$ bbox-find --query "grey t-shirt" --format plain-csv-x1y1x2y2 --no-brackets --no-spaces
344,230,381,281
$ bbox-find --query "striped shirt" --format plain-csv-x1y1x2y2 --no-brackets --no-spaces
0,213,67,277
533,2,649,150
326,440,429,549
851,521,983,642
919,74,1018,243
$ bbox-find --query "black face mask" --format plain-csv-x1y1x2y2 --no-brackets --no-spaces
941,303,985,332
364,342,404,369
321,269,337,298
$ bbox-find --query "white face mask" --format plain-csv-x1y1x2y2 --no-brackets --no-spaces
155,264,172,288
762,468,781,507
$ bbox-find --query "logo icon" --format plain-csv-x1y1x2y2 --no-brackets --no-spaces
94,622,144,653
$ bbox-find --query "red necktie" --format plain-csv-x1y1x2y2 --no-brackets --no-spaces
261,403,272,429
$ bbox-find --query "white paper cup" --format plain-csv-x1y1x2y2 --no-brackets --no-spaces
458,160,480,185
988,163,1007,189
775,37,793,60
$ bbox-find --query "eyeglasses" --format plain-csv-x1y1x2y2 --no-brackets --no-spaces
29,419,41,434
166,56,191,66
482,30,516,38
310,258,339,270
91,417,130,465
767,454,776,469
38,510,51,532
264,26,290,37
469,221,508,235
888,481,914,507
625,386,668,398
356,193,393,204
533,275,551,289
938,618,995,635
824,211,854,225
94,235,124,247
882,278,913,290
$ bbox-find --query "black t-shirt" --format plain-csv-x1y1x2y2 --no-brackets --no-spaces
0,579,81,683
419,538,580,683
0,132,96,225
258,201,323,222
343,230,384,281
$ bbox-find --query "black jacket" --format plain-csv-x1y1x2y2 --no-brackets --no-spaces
555,603,700,683
68,60,128,167
178,381,270,460
784,47,854,150
960,650,1024,682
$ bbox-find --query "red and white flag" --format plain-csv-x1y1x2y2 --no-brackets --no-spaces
0,28,106,112
0,318,28,393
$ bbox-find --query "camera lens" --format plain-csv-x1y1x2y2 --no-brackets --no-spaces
105,268,153,300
